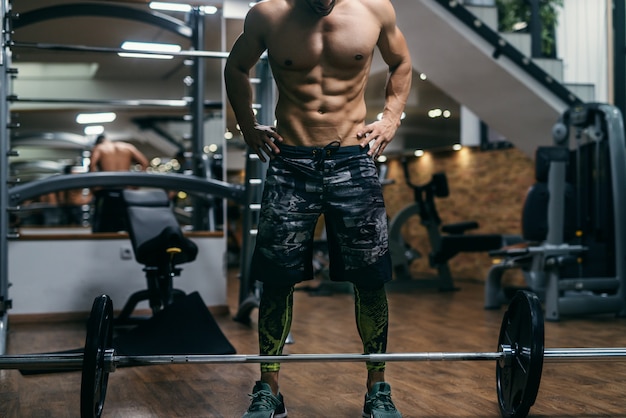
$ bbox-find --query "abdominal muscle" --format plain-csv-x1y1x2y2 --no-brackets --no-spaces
275,103,366,147
272,68,369,148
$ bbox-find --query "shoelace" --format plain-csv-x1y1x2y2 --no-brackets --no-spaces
370,390,395,411
248,390,279,411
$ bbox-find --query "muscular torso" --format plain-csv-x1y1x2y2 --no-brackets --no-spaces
262,0,381,147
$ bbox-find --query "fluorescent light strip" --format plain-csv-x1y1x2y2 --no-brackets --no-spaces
76,112,116,124
150,2,191,12
119,41,181,60
84,125,105,135
121,41,181,53
150,2,218,14
118,52,175,60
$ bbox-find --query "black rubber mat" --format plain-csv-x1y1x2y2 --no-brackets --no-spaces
20,291,236,375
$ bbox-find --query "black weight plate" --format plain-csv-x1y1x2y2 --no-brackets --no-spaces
80,295,114,418
496,290,545,418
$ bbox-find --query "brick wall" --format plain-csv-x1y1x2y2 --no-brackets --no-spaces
383,146,535,283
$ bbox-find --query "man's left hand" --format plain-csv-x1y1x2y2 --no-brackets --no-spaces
357,119,399,159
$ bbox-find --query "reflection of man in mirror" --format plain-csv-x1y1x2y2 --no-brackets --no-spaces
89,134,149,232
89,134,149,172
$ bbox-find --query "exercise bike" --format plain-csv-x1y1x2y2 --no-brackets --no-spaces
388,159,516,291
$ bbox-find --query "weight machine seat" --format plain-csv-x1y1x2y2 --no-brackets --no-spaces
430,234,522,266
440,221,479,235
116,189,198,324
123,189,198,267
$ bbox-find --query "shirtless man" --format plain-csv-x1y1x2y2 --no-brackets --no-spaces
89,134,149,232
89,134,149,172
224,0,411,416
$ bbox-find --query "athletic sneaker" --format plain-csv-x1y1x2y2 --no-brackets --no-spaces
362,382,402,418
242,381,287,418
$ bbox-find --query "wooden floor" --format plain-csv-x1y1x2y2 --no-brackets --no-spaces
2,269,626,418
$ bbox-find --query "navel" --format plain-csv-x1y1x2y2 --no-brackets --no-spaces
355,54,363,60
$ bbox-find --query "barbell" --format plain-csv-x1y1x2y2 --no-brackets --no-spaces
2,291,626,418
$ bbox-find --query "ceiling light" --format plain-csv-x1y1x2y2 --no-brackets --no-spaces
452,144,462,151
84,125,105,135
119,41,181,59
428,108,442,118
149,2,218,14
118,52,176,59
414,149,424,157
121,41,181,53
201,6,218,14
150,2,191,12
76,112,116,124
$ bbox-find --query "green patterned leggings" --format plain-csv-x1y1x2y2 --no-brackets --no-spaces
258,284,388,373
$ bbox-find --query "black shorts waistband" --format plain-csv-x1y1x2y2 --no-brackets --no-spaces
277,142,369,159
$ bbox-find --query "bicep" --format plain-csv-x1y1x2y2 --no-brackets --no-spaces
229,34,266,71
225,10,268,73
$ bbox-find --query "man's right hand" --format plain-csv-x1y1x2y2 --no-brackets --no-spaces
245,124,283,162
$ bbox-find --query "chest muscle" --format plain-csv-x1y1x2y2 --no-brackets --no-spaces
267,12,379,73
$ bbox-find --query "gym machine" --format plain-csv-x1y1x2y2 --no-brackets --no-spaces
485,103,626,321
388,159,520,291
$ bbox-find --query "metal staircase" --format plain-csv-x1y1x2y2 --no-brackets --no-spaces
465,2,595,102
393,0,595,158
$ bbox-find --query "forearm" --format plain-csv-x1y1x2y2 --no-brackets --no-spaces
381,59,412,128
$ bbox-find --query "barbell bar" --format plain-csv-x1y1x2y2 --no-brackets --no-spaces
2,291,625,418
4,347,626,371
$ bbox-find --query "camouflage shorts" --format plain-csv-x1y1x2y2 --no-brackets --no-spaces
251,143,391,289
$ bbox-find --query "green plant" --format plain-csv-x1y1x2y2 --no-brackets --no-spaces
496,0,563,57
